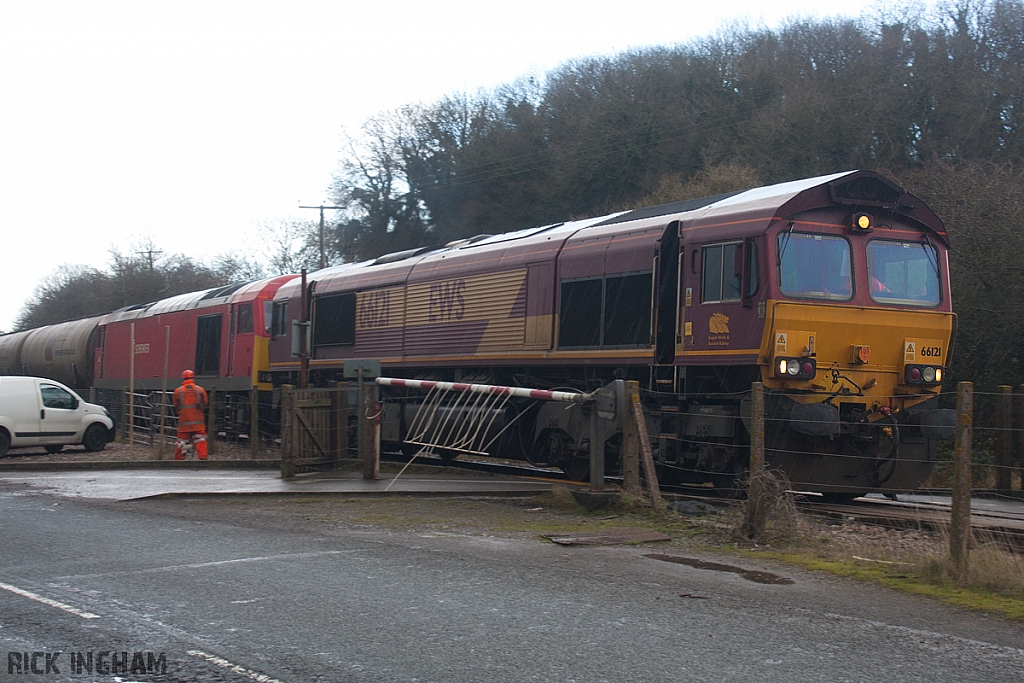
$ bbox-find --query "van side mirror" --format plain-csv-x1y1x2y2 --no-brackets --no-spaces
71,397,79,410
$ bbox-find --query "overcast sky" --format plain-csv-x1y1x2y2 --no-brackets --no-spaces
0,0,895,331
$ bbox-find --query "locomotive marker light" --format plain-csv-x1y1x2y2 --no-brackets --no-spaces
851,212,874,231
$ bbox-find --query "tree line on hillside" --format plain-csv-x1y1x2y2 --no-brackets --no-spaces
11,0,1024,391
11,243,268,332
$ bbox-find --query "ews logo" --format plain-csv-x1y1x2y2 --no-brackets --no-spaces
428,280,466,322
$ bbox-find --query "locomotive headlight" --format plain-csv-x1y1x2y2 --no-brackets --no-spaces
904,364,944,385
775,357,816,379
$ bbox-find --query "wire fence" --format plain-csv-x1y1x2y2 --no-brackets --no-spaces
101,379,1024,495
637,384,1024,496
115,388,285,461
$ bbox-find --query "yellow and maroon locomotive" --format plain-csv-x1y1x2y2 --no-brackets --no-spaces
269,170,954,496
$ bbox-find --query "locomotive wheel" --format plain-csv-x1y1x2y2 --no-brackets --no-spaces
562,455,590,483
44,444,64,454
82,424,108,452
532,428,587,480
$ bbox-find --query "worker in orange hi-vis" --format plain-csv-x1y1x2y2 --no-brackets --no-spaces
172,370,209,460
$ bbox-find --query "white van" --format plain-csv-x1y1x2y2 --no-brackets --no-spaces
0,376,115,457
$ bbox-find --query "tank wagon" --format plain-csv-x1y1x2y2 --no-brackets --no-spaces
0,316,107,392
268,170,956,497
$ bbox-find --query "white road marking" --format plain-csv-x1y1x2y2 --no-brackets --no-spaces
52,550,349,580
0,581,100,619
188,650,287,683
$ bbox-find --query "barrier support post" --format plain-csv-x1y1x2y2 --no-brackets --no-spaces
361,374,380,480
587,401,605,492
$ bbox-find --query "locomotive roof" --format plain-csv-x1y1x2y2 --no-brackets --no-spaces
285,170,947,299
594,170,947,243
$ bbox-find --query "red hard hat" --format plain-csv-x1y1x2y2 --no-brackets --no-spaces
182,370,195,380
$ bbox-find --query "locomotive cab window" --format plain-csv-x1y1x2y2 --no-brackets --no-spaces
701,242,742,303
236,303,254,335
867,239,940,307
777,232,852,300
313,293,356,346
559,273,652,349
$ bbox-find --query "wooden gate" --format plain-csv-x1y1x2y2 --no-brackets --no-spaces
280,384,352,477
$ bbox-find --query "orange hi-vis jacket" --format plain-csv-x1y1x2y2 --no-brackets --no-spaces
172,379,208,434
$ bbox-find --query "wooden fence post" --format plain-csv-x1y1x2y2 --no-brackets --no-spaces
997,385,1012,492
622,381,642,497
1017,384,1024,490
205,387,216,457
250,388,260,459
280,385,295,479
950,381,973,582
629,387,663,512
361,377,380,480
157,326,169,459
740,382,766,541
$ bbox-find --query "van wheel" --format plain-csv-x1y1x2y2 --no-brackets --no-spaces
83,424,107,452
44,445,64,454
0,431,9,458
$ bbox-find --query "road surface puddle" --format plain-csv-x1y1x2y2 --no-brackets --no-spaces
645,554,794,584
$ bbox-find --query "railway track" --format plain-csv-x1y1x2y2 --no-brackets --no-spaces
805,493,1024,551
382,449,1024,549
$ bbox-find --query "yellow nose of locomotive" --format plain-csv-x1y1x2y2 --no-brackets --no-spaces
763,302,953,412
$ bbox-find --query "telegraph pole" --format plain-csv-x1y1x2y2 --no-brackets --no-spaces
299,204,344,269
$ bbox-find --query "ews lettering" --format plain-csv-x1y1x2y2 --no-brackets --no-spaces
428,280,466,322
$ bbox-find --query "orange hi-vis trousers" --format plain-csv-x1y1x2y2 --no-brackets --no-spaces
174,432,208,460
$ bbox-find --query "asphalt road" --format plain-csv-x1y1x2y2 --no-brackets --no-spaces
2,485,1023,682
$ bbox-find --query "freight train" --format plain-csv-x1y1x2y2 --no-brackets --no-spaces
1,171,956,498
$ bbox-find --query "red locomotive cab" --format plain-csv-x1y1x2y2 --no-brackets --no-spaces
92,274,296,397
225,275,296,390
